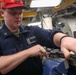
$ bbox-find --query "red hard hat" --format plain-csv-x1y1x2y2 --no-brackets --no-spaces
0,0,28,9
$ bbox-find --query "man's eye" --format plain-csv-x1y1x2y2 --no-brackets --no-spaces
11,12,22,15
11,13,16,15
19,12,22,15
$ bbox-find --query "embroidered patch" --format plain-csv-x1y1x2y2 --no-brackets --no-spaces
11,0,15,2
26,36,37,45
0,2,4,8
16,0,20,3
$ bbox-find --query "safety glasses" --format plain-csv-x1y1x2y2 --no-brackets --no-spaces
3,8,23,16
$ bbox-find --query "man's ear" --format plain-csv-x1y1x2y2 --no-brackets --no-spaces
0,9,4,17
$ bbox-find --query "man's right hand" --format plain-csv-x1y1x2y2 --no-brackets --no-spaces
27,44,46,57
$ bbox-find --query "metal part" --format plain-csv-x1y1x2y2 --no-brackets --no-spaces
45,48,76,66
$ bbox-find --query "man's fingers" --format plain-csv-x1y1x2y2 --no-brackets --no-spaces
38,46,47,57
61,47,70,59
39,46,46,53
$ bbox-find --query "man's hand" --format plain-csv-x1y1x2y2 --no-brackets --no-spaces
60,37,76,58
27,44,47,57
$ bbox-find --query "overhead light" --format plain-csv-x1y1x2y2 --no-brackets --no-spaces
30,0,62,8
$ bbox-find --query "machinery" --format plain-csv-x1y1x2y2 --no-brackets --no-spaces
29,1,76,75
42,48,76,75
27,1,76,74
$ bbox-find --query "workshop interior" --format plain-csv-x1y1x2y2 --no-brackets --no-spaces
0,0,76,75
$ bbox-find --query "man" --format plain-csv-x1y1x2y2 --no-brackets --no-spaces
0,0,76,75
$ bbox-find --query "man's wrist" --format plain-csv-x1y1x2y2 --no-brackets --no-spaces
60,35,69,44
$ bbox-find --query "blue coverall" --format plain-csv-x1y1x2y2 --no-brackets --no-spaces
0,24,76,75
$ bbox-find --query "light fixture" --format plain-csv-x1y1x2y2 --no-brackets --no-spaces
30,0,62,8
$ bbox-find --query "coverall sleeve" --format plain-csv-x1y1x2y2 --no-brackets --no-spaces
29,26,63,48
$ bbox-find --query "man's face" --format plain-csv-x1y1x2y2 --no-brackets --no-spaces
1,7,23,31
